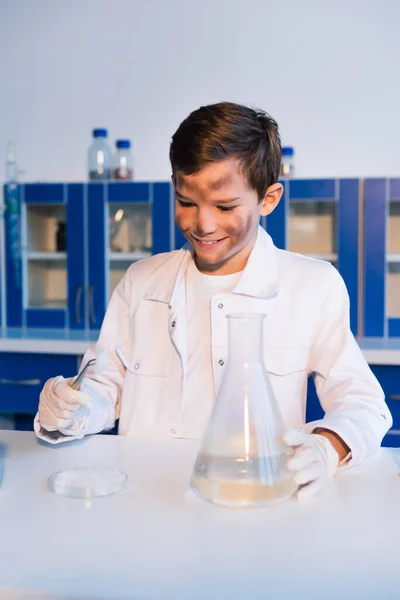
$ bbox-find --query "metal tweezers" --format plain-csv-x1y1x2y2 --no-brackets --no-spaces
70,358,96,390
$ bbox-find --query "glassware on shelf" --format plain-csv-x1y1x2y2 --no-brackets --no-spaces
280,146,295,177
388,201,400,255
108,204,151,254
288,200,337,265
24,204,67,308
26,205,66,253
128,205,151,253
27,258,67,308
108,203,152,298
190,313,297,508
56,222,66,251
113,139,133,181
88,128,112,181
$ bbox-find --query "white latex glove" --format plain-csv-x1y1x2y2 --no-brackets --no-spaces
284,429,339,501
38,375,91,436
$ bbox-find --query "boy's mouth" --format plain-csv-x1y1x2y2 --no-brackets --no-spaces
191,235,227,249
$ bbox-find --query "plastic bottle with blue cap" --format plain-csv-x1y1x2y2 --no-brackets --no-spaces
113,139,133,181
88,128,112,181
280,146,295,177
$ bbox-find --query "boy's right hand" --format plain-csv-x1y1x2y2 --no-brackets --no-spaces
38,375,91,435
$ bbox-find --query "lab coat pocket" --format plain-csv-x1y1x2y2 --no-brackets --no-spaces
265,345,309,376
125,344,171,378
264,345,310,429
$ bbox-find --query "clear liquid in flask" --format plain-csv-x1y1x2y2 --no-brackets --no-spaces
191,452,297,508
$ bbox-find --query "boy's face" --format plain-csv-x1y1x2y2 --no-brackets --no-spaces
174,158,282,275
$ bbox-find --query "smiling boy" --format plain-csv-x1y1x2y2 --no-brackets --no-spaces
36,102,391,500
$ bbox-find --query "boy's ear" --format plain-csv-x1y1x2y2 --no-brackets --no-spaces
260,183,283,217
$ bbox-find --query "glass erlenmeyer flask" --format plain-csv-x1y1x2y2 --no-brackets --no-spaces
190,313,297,508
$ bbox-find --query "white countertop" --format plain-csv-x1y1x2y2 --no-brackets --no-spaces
357,337,400,365
0,431,399,599
1,329,400,365
0,328,99,355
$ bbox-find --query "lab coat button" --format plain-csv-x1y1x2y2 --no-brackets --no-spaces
134,363,139,370
170,428,177,435
217,303,224,309
218,359,224,366
171,321,176,328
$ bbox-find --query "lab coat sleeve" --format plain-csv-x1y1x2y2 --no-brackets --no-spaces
34,269,132,444
304,266,392,467
79,269,132,436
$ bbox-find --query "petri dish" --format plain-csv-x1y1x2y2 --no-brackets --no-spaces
47,467,127,498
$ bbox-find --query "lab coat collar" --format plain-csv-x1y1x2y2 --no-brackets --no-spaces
144,225,279,304
232,226,279,298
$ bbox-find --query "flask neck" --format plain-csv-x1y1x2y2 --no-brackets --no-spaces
227,314,264,363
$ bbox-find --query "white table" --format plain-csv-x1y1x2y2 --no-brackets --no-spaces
0,431,399,600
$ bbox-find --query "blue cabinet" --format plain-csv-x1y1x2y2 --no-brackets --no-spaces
265,179,361,335
0,353,80,414
4,182,174,330
306,370,400,448
364,178,400,337
2,178,365,335
5,182,83,329
370,365,400,447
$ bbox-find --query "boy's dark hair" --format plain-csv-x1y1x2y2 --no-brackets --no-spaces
169,102,282,200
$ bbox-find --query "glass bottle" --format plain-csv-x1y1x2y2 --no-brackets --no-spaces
190,313,297,508
113,139,133,181
280,146,295,177
5,142,22,288
88,128,112,181
56,222,66,251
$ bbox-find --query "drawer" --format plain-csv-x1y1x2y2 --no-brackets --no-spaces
370,366,400,431
306,368,400,448
381,431,400,448
0,353,80,414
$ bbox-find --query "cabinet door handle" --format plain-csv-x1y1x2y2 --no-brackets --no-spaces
389,395,400,401
75,284,82,324
0,378,41,386
88,285,96,325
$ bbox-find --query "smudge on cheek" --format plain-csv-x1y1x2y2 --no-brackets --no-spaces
224,213,254,240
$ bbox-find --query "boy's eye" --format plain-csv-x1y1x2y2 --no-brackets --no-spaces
176,198,237,212
218,205,236,212
177,199,194,208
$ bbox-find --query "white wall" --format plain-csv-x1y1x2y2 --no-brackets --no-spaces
0,0,399,183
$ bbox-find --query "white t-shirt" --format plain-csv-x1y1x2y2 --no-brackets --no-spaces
182,260,242,438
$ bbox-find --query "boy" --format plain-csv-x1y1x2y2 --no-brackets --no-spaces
36,102,391,500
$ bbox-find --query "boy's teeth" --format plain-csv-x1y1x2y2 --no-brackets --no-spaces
199,239,219,244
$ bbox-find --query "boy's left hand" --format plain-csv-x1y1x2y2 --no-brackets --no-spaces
283,429,339,500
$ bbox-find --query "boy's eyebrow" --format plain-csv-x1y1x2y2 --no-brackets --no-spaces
175,190,240,203
211,197,241,203
175,189,191,200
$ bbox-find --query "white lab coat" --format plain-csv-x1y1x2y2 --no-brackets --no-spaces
35,226,392,465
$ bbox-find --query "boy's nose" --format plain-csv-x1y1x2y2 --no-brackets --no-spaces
194,209,217,237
